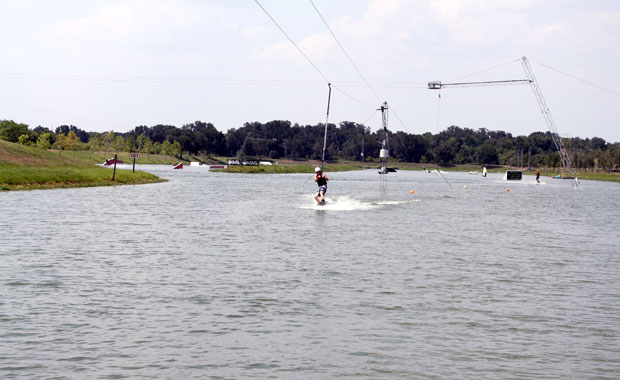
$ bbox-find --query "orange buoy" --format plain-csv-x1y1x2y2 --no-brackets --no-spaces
506,188,510,192
410,190,415,194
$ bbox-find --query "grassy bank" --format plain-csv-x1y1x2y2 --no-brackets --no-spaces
0,141,165,191
56,150,192,165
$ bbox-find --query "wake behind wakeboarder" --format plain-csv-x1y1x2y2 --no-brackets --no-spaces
313,167,328,205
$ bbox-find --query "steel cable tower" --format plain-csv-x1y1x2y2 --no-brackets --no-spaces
521,57,578,185
428,57,579,186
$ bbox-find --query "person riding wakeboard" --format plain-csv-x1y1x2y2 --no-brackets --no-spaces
313,166,328,204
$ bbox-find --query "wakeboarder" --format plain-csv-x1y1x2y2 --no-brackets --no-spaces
313,167,328,205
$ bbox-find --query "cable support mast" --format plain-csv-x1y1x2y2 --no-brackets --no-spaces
428,56,579,186
321,83,332,169
378,102,390,187
521,57,578,185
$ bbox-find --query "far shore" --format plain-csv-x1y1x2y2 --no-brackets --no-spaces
2,139,619,192
213,160,620,183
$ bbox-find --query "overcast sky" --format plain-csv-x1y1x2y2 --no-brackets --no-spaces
1,0,619,142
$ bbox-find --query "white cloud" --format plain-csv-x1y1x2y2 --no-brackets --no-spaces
515,20,569,48
428,0,463,22
243,26,268,40
49,0,200,44
52,3,135,41
259,40,301,63
258,31,334,66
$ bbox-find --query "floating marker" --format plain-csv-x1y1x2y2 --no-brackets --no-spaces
410,190,415,194
506,189,510,192
463,185,468,188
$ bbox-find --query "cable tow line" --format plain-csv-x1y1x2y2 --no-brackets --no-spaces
436,167,452,188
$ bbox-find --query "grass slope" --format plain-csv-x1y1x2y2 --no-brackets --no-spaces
0,141,165,191
59,150,188,165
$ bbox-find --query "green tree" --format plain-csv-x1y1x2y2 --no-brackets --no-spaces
433,138,459,164
143,138,154,158
125,135,136,153
88,133,103,156
18,134,32,146
152,141,161,155
172,140,182,158
0,120,29,142
55,133,66,153
65,130,80,151
161,140,172,156
476,141,499,164
113,136,125,152
103,131,115,156
36,132,52,150
136,134,147,153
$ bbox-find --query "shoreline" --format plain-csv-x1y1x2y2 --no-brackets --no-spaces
3,138,618,191
216,162,620,183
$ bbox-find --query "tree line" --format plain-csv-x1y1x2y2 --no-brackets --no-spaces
1,118,619,170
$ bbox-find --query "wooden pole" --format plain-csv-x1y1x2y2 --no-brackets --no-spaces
112,154,117,181
132,156,136,173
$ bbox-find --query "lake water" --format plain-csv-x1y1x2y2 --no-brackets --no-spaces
1,166,620,379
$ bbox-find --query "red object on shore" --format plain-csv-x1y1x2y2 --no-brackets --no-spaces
173,162,183,169
104,158,123,165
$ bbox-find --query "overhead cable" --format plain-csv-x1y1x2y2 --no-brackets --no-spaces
448,58,522,83
254,0,330,84
0,97,68,117
331,85,374,109
362,109,378,125
532,60,620,98
308,0,383,103
309,0,416,132
386,105,411,133
0,73,427,88
254,0,375,110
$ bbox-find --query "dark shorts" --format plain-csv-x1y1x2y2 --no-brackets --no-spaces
316,185,327,195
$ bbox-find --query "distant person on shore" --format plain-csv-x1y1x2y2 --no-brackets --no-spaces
314,167,328,204
536,169,540,183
